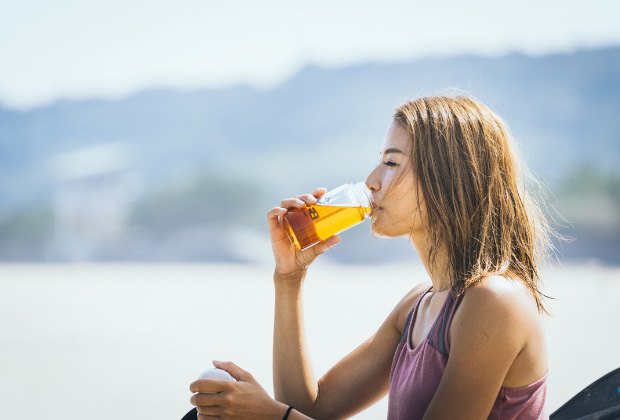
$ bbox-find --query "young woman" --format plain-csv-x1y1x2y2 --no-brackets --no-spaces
188,96,553,420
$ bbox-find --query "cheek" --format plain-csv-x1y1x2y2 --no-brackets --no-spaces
389,178,417,206
382,172,399,189
378,173,405,203
389,184,424,225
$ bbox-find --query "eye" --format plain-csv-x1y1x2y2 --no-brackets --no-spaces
383,160,398,167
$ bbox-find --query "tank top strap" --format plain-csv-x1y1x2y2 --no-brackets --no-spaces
399,286,433,344
427,287,464,357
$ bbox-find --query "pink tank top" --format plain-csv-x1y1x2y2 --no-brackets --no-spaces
388,286,548,420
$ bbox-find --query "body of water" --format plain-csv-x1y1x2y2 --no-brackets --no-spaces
1,262,618,419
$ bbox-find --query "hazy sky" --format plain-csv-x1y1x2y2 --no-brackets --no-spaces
1,0,619,110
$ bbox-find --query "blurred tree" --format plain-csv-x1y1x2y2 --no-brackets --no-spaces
0,206,53,260
128,173,264,235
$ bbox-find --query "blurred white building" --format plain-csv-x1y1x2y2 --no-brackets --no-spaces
48,142,135,261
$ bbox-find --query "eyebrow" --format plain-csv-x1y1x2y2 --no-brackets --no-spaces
381,148,404,155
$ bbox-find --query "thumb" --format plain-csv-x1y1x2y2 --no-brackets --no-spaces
313,235,341,255
213,360,254,383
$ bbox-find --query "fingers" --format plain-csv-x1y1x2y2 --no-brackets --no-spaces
280,197,307,209
311,187,327,199
190,380,229,418
322,235,341,248
212,360,253,383
310,235,341,257
267,207,287,230
190,378,233,393
269,188,326,230
279,187,326,209
289,235,341,269
190,390,223,418
191,391,227,407
197,405,221,417
294,193,318,206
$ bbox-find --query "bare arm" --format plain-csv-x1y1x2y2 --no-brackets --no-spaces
267,188,341,414
268,189,428,419
273,266,428,419
272,270,318,408
189,189,426,420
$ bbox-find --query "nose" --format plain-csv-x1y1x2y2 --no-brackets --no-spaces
365,166,380,192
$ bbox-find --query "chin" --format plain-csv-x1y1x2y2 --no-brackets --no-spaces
370,221,402,238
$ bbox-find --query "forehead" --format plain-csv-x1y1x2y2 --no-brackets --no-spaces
382,120,410,152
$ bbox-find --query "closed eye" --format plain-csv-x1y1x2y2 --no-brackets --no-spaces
383,161,398,167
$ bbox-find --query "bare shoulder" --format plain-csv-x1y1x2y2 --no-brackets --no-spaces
458,275,540,321
450,275,548,388
390,282,432,337
425,278,548,418
453,276,543,360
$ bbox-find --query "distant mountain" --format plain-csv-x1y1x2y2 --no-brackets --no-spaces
1,47,619,263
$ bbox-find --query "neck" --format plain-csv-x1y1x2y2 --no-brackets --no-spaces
410,234,452,292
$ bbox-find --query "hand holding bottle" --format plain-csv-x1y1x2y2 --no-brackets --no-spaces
282,182,372,251
267,187,341,280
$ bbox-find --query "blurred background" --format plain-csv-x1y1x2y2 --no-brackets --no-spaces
1,1,619,419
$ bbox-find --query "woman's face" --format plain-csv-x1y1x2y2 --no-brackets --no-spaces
365,120,426,239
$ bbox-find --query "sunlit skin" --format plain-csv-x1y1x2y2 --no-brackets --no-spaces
365,121,452,292
367,123,422,238
189,120,548,420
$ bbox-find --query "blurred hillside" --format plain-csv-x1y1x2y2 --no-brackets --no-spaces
1,47,619,263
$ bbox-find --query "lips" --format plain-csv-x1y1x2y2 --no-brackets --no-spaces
369,201,381,217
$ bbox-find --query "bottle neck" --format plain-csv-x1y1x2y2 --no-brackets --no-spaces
351,182,371,211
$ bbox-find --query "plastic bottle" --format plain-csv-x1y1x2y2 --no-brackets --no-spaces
282,182,372,251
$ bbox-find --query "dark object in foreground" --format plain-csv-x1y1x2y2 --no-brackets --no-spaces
551,367,620,420
181,408,197,420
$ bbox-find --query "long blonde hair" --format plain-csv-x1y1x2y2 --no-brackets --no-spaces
394,96,555,314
